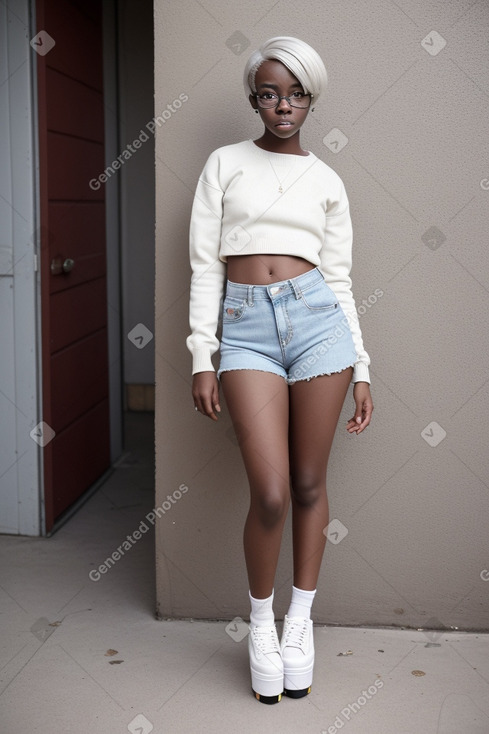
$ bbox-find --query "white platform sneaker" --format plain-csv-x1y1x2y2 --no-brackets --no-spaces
248,624,284,704
281,615,314,698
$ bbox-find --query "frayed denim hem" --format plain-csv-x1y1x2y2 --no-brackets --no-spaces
286,361,356,385
217,367,287,383
217,362,356,385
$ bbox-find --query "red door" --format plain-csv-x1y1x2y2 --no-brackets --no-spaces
36,0,111,532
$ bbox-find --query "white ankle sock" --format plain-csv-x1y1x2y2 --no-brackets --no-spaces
249,589,275,627
287,586,316,619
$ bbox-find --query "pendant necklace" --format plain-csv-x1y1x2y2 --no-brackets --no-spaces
268,159,296,194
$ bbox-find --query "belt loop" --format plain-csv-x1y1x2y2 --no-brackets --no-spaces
290,277,302,300
247,285,254,306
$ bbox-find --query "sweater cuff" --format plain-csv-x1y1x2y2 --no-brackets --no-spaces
192,349,216,375
352,362,370,384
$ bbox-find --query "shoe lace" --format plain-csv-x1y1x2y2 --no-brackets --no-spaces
283,618,308,651
251,625,280,655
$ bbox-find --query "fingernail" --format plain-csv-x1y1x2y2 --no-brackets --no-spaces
356,417,361,423
216,405,221,412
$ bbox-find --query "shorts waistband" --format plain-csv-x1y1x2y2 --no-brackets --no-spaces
225,266,324,305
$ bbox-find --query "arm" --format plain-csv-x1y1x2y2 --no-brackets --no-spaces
319,178,371,384
319,178,373,433
186,154,227,419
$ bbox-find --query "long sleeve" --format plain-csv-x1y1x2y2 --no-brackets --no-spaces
186,162,227,374
319,181,371,384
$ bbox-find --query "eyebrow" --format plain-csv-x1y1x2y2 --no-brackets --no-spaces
256,82,303,90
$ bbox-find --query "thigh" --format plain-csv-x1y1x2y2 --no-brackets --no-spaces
220,370,290,489
288,368,353,485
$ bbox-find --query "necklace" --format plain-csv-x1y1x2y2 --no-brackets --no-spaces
268,159,296,194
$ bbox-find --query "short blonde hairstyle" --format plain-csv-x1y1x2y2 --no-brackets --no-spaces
243,36,328,102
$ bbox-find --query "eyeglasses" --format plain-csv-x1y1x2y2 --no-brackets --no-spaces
254,92,313,109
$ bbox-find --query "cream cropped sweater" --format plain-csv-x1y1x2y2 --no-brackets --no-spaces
186,139,371,384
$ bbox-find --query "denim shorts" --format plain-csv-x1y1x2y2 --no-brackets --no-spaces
217,267,357,385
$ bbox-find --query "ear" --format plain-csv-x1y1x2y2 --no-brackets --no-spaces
249,93,258,111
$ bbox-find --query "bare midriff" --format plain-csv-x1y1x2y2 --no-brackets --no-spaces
226,254,315,286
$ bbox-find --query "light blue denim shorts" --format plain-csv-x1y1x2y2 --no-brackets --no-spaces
217,267,357,385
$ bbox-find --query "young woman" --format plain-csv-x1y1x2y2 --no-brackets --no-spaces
187,36,373,704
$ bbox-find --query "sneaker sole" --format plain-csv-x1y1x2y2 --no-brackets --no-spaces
252,688,283,704
250,666,284,703
283,662,313,698
284,685,311,699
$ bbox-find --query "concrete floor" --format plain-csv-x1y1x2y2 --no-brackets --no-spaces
1,412,488,734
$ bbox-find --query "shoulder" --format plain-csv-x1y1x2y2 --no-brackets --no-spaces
308,154,345,187
307,155,350,209
198,140,255,189
201,140,251,168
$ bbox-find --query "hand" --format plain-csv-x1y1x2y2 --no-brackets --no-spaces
192,371,221,421
346,381,373,434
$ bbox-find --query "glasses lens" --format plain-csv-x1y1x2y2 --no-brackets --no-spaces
290,94,309,107
256,94,278,108
290,94,311,108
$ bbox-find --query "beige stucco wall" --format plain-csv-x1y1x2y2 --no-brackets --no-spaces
154,0,489,629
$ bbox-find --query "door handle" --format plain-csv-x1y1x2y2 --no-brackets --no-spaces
51,257,75,275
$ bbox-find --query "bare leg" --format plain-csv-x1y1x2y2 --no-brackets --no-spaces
288,367,353,590
220,370,290,599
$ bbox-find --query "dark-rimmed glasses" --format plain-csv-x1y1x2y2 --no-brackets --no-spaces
254,92,313,109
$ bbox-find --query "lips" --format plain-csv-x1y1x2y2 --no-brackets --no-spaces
275,121,293,127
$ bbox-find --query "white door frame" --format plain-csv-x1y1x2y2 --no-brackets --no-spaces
0,0,41,535
0,0,123,536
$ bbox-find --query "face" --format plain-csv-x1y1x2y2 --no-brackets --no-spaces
249,59,311,140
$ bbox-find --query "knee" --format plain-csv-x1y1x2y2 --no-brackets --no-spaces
251,486,289,529
290,473,325,508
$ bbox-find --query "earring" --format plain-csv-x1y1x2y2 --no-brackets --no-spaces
311,107,315,112
255,110,259,114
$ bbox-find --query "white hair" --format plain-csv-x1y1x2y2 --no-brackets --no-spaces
243,36,328,102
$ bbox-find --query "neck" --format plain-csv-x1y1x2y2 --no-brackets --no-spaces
253,130,307,156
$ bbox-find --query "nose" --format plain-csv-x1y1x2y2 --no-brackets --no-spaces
276,96,292,112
